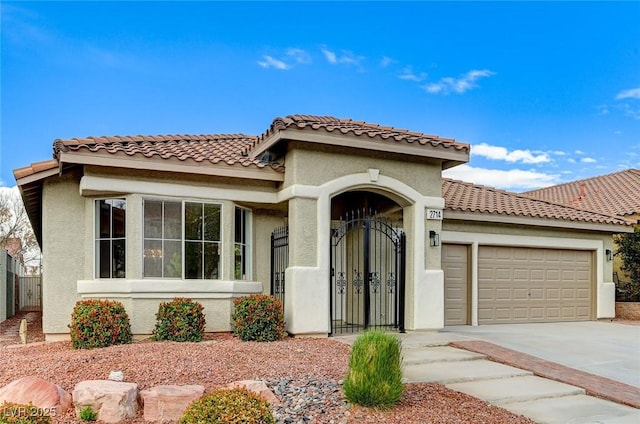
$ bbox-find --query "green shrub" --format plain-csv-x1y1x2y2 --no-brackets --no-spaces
231,295,286,342
78,406,97,422
68,299,132,349
343,330,404,408
152,298,206,342
179,387,274,424
0,401,52,424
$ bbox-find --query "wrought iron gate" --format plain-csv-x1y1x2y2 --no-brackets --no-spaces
270,226,288,308
330,210,405,335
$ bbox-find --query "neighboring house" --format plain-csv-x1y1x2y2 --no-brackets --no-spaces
523,169,640,282
14,115,634,340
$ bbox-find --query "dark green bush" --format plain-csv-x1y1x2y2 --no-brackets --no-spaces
231,295,286,342
343,330,404,408
152,298,206,342
179,387,274,424
68,299,132,349
0,402,53,424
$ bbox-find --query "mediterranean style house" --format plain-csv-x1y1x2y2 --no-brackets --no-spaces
14,115,634,340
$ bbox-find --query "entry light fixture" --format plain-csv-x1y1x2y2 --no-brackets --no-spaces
429,230,440,247
605,249,613,262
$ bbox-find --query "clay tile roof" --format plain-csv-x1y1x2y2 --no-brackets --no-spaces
522,169,640,218
254,114,469,152
52,134,284,172
13,159,59,180
443,178,632,226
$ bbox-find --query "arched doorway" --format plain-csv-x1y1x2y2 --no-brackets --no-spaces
330,190,406,335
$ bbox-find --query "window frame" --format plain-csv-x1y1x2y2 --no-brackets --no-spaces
142,198,223,280
234,206,252,280
94,198,127,279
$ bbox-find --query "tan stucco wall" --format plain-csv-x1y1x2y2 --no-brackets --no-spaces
288,197,317,267
283,143,442,198
42,173,85,335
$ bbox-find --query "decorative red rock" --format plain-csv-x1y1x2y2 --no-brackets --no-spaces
0,376,72,415
226,380,280,405
139,384,204,422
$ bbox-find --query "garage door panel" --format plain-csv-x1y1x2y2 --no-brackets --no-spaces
478,246,592,324
443,244,469,326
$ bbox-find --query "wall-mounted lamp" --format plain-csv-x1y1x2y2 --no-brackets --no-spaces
429,230,440,247
605,249,613,262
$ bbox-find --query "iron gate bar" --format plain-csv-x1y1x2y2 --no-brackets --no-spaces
270,226,288,309
330,209,405,335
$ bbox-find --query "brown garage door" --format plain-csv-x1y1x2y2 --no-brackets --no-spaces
443,244,469,325
478,246,592,324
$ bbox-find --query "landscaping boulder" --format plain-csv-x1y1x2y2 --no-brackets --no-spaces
0,376,72,414
73,380,138,423
226,380,279,404
139,384,205,422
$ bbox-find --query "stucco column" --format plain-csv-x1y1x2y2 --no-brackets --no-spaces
284,196,329,335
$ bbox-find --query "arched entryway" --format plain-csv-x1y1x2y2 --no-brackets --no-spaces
329,190,406,335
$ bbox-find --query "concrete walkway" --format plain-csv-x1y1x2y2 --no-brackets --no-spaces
336,329,640,424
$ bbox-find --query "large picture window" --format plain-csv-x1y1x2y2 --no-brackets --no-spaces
95,199,126,278
234,207,251,280
143,200,221,279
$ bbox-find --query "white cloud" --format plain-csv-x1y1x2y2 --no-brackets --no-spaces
619,103,640,120
286,48,311,64
581,157,597,163
320,46,364,68
321,47,337,64
380,56,395,67
616,88,640,100
423,69,494,94
574,149,585,155
567,158,576,164
257,55,289,70
551,150,566,156
398,66,427,82
472,143,550,164
443,164,560,191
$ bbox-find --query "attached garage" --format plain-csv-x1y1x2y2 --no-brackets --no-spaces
477,246,592,324
443,244,594,325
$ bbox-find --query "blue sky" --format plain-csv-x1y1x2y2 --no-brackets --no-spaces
1,1,639,191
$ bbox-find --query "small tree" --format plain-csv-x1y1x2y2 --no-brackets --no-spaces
614,227,640,299
0,187,40,269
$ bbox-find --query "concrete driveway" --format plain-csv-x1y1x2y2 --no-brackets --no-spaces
442,321,640,388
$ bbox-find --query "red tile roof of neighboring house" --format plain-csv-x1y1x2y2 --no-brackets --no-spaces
522,169,640,218
254,114,470,153
443,178,633,226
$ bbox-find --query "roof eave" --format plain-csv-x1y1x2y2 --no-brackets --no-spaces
444,210,635,233
250,127,470,165
58,151,285,182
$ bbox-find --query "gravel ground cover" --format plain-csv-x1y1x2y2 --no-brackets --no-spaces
1,333,535,424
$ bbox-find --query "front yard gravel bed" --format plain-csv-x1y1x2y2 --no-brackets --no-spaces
1,336,534,423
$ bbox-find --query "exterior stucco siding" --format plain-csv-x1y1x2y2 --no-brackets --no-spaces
283,144,442,198
42,173,85,335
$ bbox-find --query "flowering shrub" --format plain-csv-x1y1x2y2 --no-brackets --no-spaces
179,387,274,424
231,295,286,342
68,299,132,349
152,298,206,342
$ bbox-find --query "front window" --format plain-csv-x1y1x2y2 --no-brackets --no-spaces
234,207,251,280
95,199,126,278
143,200,221,279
